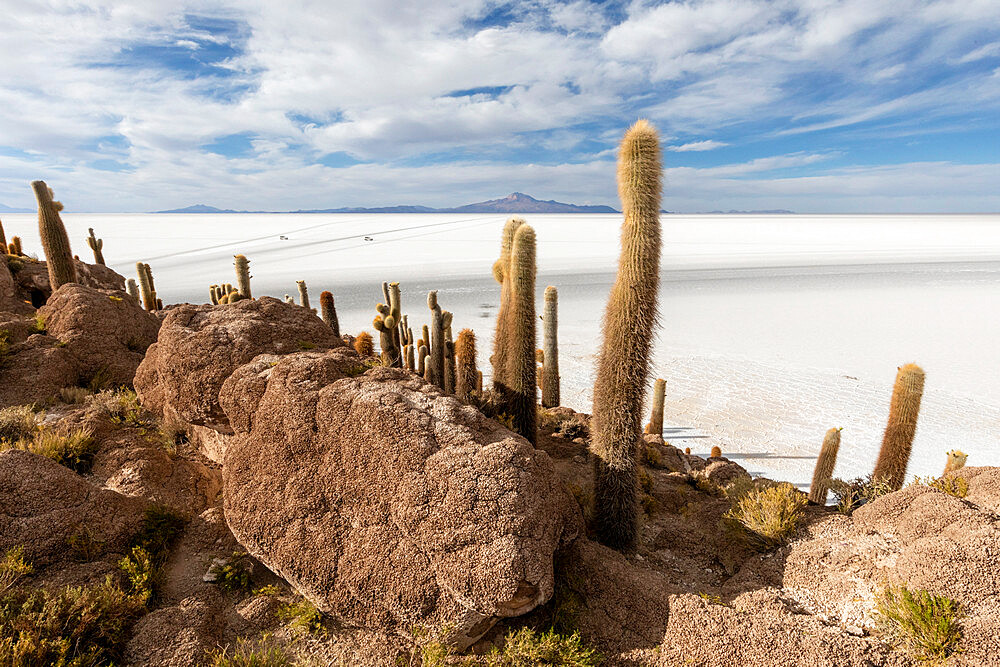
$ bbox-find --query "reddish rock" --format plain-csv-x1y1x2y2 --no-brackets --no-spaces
220,348,579,649
4,255,124,307
0,255,33,314
0,334,79,408
39,283,161,387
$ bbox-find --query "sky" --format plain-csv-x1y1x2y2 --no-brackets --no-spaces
0,0,998,213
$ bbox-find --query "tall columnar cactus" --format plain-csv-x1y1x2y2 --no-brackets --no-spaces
136,262,156,312
872,363,925,490
428,290,445,389
87,228,105,265
387,282,403,367
590,120,662,551
126,279,140,302
808,428,841,505
234,254,252,299
405,344,415,371
417,343,428,377
455,328,478,402
296,280,311,310
506,224,537,444
32,180,77,291
354,331,374,356
422,324,431,357
9,237,22,256
541,285,560,408
491,217,526,394
443,311,456,394
209,285,219,305
320,291,340,337
0,218,7,254
943,450,967,475
645,378,666,436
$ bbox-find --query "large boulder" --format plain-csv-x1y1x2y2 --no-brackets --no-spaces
0,449,148,566
0,255,33,314
220,349,580,649
4,255,124,307
39,283,161,387
134,297,342,461
0,333,79,408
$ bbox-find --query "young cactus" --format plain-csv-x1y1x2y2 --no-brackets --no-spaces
808,428,842,505
645,378,665,437
417,343,428,377
872,363,925,491
455,328,478,402
443,311,456,394
9,237,23,256
541,285,560,408
297,280,311,310
126,279,140,302
234,254,252,299
136,262,156,311
428,290,445,389
0,218,6,252
87,228,105,265
943,450,967,475
491,217,526,394
505,224,537,444
710,446,722,458
32,180,77,291
590,120,663,551
320,291,340,337
354,331,374,357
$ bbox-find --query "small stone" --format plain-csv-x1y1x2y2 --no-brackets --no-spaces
845,625,864,636
202,558,228,583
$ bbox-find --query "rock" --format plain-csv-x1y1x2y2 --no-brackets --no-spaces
0,255,33,314
700,458,751,487
125,588,226,667
39,283,161,388
134,297,342,460
4,255,125,307
220,349,579,649
0,449,148,566
0,334,79,408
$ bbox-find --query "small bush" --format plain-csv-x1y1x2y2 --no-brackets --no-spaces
209,634,292,667
119,547,158,605
640,493,659,516
0,547,32,594
159,418,189,456
2,427,96,473
277,598,323,635
642,445,661,467
637,467,653,493
85,367,115,393
0,405,38,443
912,476,969,499
209,552,253,593
482,627,601,666
555,420,587,440
725,482,806,550
67,526,106,562
31,313,46,335
0,329,9,364
697,592,729,607
876,585,963,662
58,386,92,405
132,505,186,563
89,388,153,428
830,475,894,514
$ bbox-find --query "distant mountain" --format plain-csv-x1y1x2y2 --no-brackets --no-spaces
701,209,795,214
0,203,33,213
154,192,618,214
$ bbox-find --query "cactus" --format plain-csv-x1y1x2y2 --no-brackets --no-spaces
234,254,251,299
590,120,663,551
297,280,310,310
32,180,77,291
421,324,431,357
0,218,7,254
9,237,22,255
373,312,394,366
476,370,483,393
710,446,722,458
872,363,925,490
808,428,841,505
136,262,156,311
541,285,560,408
387,283,402,367
505,224,538,444
354,331,374,356
126,279,140,302
86,228,105,265
943,450,967,475
455,328,478,401
156,297,163,310
491,217,526,394
284,294,293,304
417,343,428,377
209,285,219,305
405,344,415,371
442,311,456,394
428,290,445,389
320,291,340,336
645,378,666,436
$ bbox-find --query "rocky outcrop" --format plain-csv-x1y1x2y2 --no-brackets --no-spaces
0,449,148,566
134,297,342,461
220,348,580,649
0,333,79,408
0,255,33,314
39,284,161,387
3,255,124,308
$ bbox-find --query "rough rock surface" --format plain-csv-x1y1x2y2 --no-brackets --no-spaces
134,298,342,456
0,449,148,566
0,255,33,314
220,348,580,649
0,333,79,408
39,283,161,387
4,255,124,306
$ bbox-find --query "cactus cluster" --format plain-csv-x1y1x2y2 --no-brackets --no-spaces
297,280,311,310
8,235,22,256
491,217,525,398
87,228,105,265
126,279,140,302
136,262,157,311
505,224,538,443
32,180,77,291
210,283,245,304
373,282,404,367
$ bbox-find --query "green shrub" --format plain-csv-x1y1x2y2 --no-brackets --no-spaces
89,388,151,427
67,527,106,562
210,552,253,593
829,475,894,514
912,476,969,499
31,313,46,335
119,547,158,605
0,405,38,443
277,598,323,635
0,329,9,365
0,547,32,594
725,482,806,550
209,635,293,667
482,627,601,666
9,427,97,472
132,505,186,564
876,585,963,662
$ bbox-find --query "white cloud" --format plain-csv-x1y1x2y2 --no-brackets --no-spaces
668,140,729,152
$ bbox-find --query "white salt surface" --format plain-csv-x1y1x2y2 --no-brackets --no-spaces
4,212,999,485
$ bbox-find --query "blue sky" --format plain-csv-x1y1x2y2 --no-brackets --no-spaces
0,0,998,212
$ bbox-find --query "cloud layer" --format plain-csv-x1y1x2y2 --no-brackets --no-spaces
0,0,998,212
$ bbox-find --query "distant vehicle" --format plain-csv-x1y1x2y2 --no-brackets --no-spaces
364,236,374,241
279,235,288,240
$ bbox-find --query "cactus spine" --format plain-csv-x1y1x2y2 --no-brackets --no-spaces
645,378,665,436
136,262,156,311
126,279,140,302
541,285,560,408
354,331,374,356
234,255,251,299
944,450,967,475
808,428,841,505
491,217,526,394
455,328,478,402
506,224,537,444
590,120,662,552
32,180,77,291
320,291,340,337
86,228,105,265
872,363,925,490
428,290,445,389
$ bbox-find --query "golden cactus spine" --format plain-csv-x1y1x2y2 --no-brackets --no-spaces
541,285,560,408
354,331,374,356
808,428,841,505
32,180,77,291
491,217,526,394
234,255,251,299
710,446,722,458
455,328,478,401
872,363,925,490
320,291,340,337
646,378,665,436
86,228,105,265
590,120,662,552
505,224,537,444
943,450,967,475
428,290,445,389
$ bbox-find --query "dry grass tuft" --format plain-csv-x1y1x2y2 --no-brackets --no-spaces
876,585,963,662
726,482,806,550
